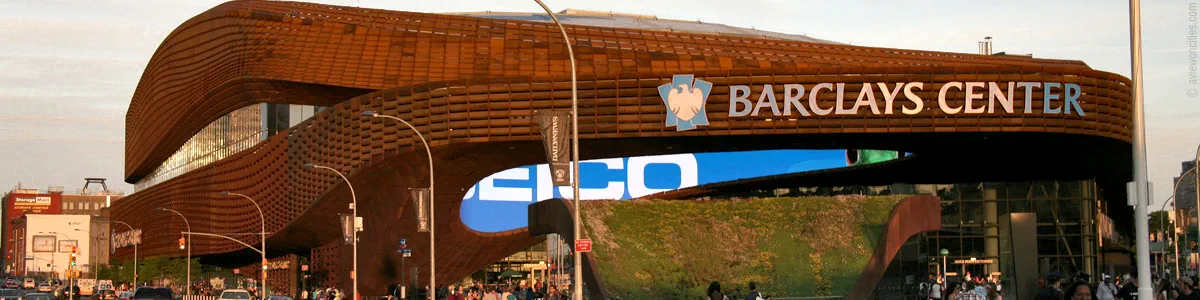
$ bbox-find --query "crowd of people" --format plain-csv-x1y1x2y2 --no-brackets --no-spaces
915,271,1200,300
918,273,1003,300
374,280,566,300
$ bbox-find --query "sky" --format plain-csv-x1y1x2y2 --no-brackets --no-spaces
0,0,1196,208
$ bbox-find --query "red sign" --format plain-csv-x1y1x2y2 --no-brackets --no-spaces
574,239,592,252
301,265,309,271
233,269,240,274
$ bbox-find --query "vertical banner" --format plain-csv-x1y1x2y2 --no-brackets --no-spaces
536,110,572,186
339,214,354,245
412,188,430,232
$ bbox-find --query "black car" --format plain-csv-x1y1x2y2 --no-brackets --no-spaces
131,288,172,300
56,286,79,300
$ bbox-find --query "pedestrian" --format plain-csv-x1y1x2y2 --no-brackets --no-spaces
1064,281,1096,300
302,288,309,300
501,287,513,300
706,282,723,300
1116,274,1137,300
481,288,498,300
1178,277,1200,300
744,282,764,300
1034,272,1063,300
1096,275,1118,300
1155,278,1173,300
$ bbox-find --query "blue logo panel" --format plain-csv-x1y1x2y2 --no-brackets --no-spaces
459,150,847,232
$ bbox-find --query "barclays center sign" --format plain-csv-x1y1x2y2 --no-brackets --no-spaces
659,74,1086,131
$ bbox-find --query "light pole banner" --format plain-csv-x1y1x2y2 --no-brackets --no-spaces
412,188,430,232
339,214,354,245
536,110,572,186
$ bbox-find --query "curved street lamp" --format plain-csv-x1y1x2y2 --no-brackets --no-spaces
306,163,358,300
156,208,191,296
219,191,267,300
529,1,582,299
362,110,436,299
111,221,138,286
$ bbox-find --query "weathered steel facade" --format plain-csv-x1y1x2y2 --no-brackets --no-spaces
114,0,1134,296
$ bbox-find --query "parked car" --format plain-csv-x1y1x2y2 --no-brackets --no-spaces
117,291,134,300
131,287,171,300
22,293,53,300
217,289,252,300
3,281,17,289
267,296,292,300
22,279,34,290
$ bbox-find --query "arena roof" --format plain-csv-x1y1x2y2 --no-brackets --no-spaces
452,9,841,44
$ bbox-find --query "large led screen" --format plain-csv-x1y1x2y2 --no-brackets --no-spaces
459,149,851,232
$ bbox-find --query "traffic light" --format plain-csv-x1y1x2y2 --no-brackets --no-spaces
69,246,77,267
179,237,186,250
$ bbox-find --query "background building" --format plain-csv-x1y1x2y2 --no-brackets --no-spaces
11,214,102,279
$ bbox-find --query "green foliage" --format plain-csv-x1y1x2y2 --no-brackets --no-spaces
581,195,906,299
1151,210,1172,235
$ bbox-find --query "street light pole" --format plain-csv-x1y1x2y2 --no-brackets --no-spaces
220,192,267,300
1127,0,1153,298
306,164,358,300
362,111,436,300
157,208,191,297
112,221,137,286
530,2,581,299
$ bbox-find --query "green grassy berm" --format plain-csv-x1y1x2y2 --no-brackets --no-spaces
579,195,907,299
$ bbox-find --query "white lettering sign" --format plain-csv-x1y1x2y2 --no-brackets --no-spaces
727,81,1085,117
464,154,699,202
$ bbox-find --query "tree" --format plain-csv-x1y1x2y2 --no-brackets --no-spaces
1151,210,1173,236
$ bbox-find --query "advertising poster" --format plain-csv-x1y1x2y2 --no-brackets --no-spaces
32,235,55,252
58,240,78,253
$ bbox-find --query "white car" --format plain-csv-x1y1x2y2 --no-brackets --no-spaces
35,283,51,293
219,289,253,300
21,279,33,290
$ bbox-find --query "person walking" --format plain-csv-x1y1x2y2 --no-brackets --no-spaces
744,282,764,300
707,282,724,300
1096,275,1117,300
1034,272,1064,300
1178,277,1200,300
1116,274,1138,300
481,288,498,300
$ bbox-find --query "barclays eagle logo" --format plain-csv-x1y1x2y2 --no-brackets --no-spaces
658,74,712,131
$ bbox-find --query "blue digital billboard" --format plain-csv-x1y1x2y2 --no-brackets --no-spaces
459,149,849,232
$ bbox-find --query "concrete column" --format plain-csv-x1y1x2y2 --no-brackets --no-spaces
985,187,1000,275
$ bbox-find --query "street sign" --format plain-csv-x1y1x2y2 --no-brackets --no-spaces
24,257,32,261
574,239,592,252
301,265,309,271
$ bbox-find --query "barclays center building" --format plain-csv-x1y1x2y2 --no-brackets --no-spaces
109,1,1135,299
